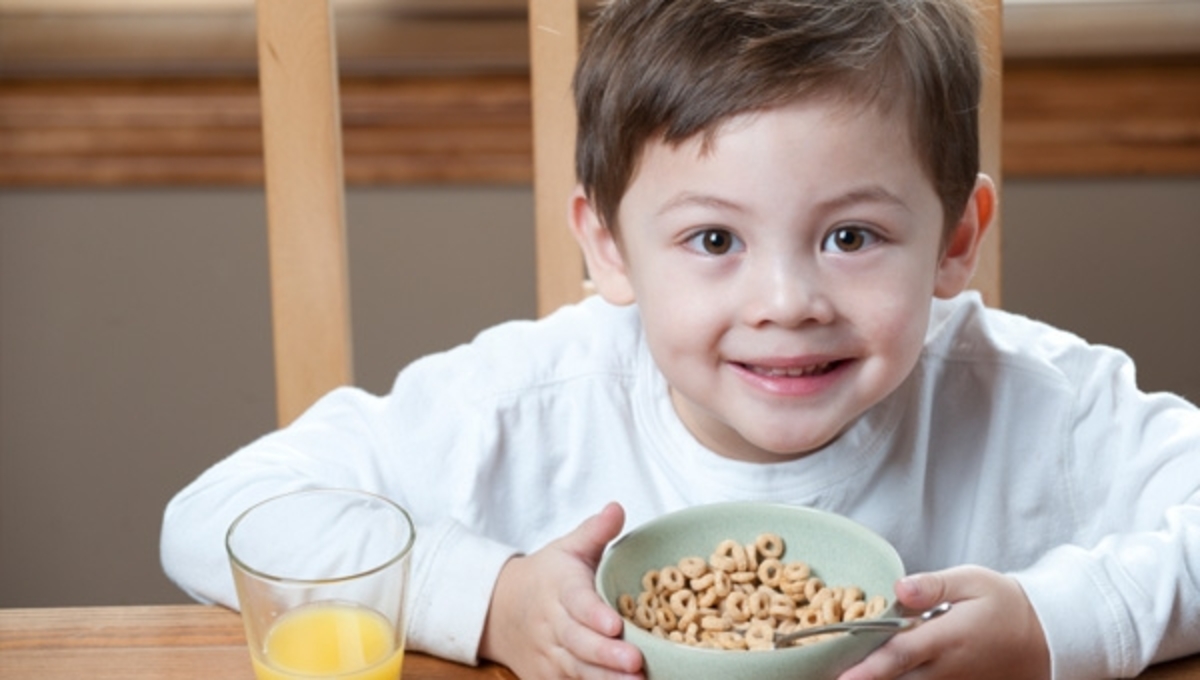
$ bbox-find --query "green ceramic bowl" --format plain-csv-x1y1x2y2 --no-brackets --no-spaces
596,502,905,680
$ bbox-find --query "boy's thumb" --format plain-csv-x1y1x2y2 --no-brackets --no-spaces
895,571,948,611
559,502,626,566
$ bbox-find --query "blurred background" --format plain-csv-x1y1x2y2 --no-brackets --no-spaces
1,0,1198,607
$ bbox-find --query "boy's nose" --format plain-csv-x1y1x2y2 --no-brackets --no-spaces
742,259,834,328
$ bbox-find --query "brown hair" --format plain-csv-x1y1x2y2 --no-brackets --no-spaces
574,0,982,233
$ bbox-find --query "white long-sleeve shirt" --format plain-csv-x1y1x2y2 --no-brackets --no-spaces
161,292,1200,679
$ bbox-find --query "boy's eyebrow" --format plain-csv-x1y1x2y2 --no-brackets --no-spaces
656,186,913,217
815,185,914,215
656,192,747,217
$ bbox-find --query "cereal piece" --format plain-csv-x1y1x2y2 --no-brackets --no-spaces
641,569,660,594
744,620,775,651
757,558,783,588
715,631,746,650
821,598,842,624
756,533,785,559
797,607,823,628
618,593,635,618
712,570,732,597
689,572,715,592
679,556,708,579
744,542,759,571
730,569,758,584
669,589,698,618
747,589,773,620
843,600,868,621
768,593,795,621
711,539,748,572
656,606,678,632
803,577,825,602
783,560,811,583
722,591,751,623
634,603,656,629
701,614,732,632
841,586,864,608
659,566,686,592
637,590,658,610
866,594,888,617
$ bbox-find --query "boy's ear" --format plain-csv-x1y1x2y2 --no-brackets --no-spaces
934,174,996,299
568,186,637,305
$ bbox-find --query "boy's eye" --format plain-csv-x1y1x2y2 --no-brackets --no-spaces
687,229,742,255
822,227,877,253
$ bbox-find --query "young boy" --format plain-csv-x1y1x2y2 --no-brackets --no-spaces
161,1,1200,678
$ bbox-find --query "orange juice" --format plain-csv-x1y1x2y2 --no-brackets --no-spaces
251,602,404,680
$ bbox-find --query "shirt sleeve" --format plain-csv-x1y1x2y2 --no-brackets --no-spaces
1010,344,1200,680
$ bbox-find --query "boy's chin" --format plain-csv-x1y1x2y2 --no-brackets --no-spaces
718,430,845,464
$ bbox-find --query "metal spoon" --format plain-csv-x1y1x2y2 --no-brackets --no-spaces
773,601,953,648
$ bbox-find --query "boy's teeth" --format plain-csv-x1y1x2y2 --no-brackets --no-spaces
752,362,833,377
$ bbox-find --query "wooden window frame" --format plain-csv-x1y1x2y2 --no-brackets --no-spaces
1,1,1198,186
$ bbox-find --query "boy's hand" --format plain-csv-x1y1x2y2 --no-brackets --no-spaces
838,565,1049,680
480,502,644,679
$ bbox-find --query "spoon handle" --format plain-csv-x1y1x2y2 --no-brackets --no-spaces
773,601,951,648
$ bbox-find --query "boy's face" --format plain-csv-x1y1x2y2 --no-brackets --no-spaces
572,99,987,463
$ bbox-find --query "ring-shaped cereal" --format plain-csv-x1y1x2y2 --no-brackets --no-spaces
821,598,842,623
637,590,658,610
841,586,864,608
656,606,678,632
715,631,746,650
843,600,868,621
798,607,823,628
712,539,748,572
747,590,772,620
688,572,714,592
722,591,751,623
730,569,758,584
782,560,811,587
711,569,732,597
641,569,659,594
755,533,785,559
804,577,825,602
743,542,759,571
768,593,796,620
744,620,775,650
678,556,708,579
757,558,783,588
634,603,657,629
658,566,686,592
866,594,888,617
618,593,636,618
668,588,698,618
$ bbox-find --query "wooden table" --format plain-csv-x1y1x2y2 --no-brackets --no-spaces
1,604,1198,679
0,605,515,680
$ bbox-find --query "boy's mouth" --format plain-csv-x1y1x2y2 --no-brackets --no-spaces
740,360,844,378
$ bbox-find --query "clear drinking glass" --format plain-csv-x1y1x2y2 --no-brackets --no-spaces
226,488,415,680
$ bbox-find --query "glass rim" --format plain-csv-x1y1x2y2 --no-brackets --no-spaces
225,487,416,586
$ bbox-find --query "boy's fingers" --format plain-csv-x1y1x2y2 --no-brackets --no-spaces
558,618,643,676
897,565,997,610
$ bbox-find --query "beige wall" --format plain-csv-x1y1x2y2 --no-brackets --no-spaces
1,177,1197,606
